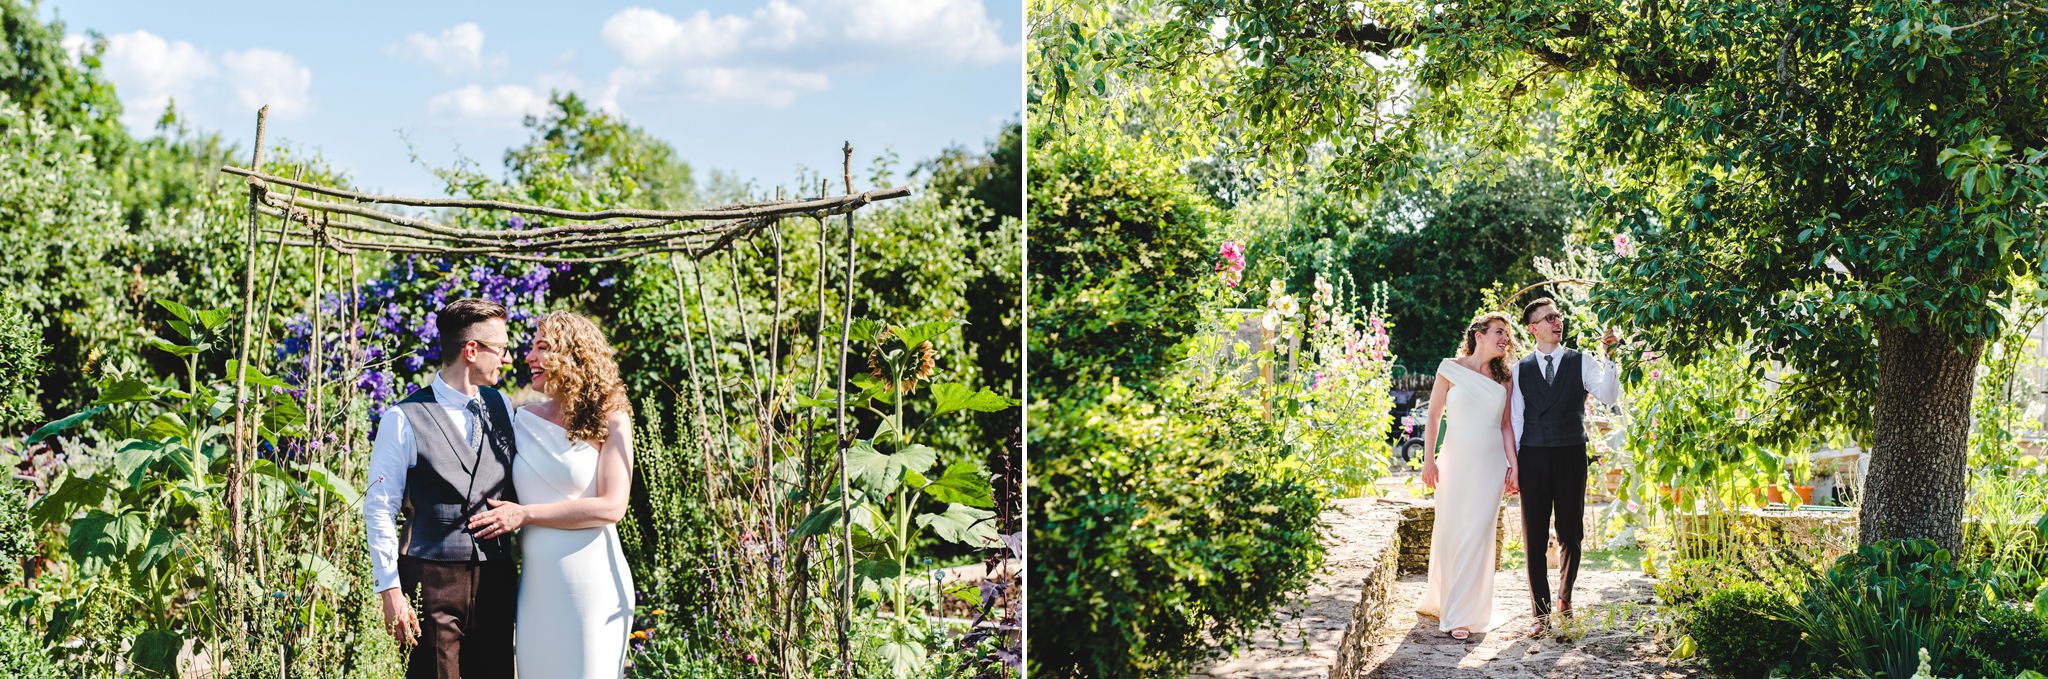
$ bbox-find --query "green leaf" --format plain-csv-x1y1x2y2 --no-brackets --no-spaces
930,383,1016,415
227,360,287,390
846,442,939,496
916,503,999,547
923,462,995,508
794,504,847,539
146,336,203,357
853,559,902,598
880,641,927,679
28,404,105,444
93,377,156,405
298,462,360,507
69,510,146,571
846,319,887,343
890,320,961,350
131,628,182,676
156,299,196,326
297,553,349,593
29,473,109,526
196,307,234,334
134,528,177,574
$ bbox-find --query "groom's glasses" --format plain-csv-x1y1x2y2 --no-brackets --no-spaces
467,339,510,355
1532,313,1563,325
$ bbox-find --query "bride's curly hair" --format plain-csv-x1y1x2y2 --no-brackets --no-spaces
535,312,631,444
1457,312,1518,385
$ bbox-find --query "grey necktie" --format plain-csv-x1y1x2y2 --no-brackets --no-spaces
466,399,485,452
1543,354,1555,384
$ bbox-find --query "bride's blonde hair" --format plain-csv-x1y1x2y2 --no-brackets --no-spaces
1457,312,1517,385
534,312,630,443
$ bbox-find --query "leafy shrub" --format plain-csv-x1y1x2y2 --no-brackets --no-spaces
1028,129,1218,396
0,305,45,429
0,612,58,679
1687,582,1799,678
1952,602,2048,678
0,478,31,588
1030,383,1324,677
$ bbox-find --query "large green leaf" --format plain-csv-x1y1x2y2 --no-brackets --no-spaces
916,503,999,547
890,320,961,349
93,377,157,405
133,528,177,575
156,299,196,326
145,337,203,357
880,640,927,679
114,440,165,489
846,441,938,496
846,319,887,343
793,504,848,539
226,359,287,390
853,559,902,599
297,553,349,594
69,510,146,572
30,474,109,526
930,383,1016,415
195,307,234,334
131,628,182,676
923,462,994,508
27,404,105,444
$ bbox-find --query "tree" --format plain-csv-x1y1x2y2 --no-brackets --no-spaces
0,0,128,162
1048,0,2048,550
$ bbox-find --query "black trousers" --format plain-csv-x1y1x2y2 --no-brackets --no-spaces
398,556,517,679
1517,444,1587,618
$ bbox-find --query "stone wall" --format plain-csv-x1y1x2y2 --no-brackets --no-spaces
1391,499,1507,576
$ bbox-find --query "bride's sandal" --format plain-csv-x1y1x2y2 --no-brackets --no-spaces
1449,628,1471,641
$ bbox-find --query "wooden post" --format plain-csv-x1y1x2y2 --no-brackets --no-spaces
232,107,268,552
834,141,856,679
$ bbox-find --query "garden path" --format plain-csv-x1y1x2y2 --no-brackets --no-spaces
1352,567,1700,678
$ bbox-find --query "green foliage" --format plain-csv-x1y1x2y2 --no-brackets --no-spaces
0,478,31,588
0,612,58,679
1788,539,1995,678
1952,603,2048,678
1028,125,1219,395
0,304,45,428
1686,583,1799,678
0,0,128,162
1236,150,1577,361
1030,382,1324,677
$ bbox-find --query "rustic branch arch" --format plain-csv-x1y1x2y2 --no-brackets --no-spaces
219,106,904,675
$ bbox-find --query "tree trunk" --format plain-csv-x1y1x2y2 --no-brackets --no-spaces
1860,323,1982,552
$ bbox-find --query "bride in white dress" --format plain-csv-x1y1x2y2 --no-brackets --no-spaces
468,311,635,678
1415,312,1522,640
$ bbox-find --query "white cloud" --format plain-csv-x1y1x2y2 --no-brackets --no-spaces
389,23,501,75
602,7,749,66
592,1,1009,111
833,0,1013,64
427,84,548,127
93,30,313,131
679,67,829,107
100,31,218,128
222,49,314,118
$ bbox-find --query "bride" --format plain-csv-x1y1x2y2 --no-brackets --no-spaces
468,311,636,677
1415,312,1521,640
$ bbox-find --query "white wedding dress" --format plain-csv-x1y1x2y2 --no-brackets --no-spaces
512,407,634,678
1415,359,1507,633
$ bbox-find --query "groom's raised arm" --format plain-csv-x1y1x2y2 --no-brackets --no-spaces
362,408,416,594
1583,352,1622,407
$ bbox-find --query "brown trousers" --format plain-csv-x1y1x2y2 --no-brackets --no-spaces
398,556,517,679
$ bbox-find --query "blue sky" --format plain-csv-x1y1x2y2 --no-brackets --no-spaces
45,1,1022,198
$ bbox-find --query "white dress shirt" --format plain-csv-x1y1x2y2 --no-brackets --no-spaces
1510,345,1622,445
363,375,485,593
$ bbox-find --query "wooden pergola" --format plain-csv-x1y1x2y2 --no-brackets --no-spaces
218,105,906,675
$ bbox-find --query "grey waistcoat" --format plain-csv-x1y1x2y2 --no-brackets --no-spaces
1518,350,1588,449
395,385,518,562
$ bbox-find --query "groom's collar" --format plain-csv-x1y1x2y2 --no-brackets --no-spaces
429,375,480,407
1532,345,1569,361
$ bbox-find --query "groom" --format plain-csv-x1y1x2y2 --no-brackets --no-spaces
1511,298,1621,635
363,298,520,678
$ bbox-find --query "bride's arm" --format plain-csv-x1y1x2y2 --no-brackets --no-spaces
1500,375,1519,493
469,410,634,536
1420,374,1450,489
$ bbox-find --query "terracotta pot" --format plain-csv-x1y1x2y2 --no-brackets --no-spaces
1765,485,1815,506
